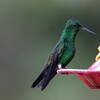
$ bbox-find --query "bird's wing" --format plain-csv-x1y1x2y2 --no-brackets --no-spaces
53,41,65,61
34,41,65,90
46,40,65,66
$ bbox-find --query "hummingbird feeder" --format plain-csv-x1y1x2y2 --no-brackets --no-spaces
57,46,100,89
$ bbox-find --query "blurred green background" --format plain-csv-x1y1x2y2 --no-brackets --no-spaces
0,0,100,100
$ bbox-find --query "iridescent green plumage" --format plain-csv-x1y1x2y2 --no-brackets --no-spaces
32,19,95,90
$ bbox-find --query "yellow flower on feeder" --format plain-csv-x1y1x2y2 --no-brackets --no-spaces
95,46,100,61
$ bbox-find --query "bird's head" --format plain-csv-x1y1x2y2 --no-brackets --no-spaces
65,18,95,35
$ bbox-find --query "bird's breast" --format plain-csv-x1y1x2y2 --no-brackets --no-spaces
60,43,75,68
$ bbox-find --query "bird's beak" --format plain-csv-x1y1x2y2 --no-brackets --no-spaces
81,26,96,35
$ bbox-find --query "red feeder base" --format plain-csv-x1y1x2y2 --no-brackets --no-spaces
57,59,100,89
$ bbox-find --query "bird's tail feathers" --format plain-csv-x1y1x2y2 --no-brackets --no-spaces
32,62,57,90
31,65,49,90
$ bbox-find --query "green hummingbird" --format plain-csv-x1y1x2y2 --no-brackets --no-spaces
31,19,95,90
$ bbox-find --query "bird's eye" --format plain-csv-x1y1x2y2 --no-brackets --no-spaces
69,24,77,28
73,24,77,27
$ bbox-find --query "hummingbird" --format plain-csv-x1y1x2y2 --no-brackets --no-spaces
31,19,95,90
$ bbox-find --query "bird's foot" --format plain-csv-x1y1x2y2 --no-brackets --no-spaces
57,65,69,75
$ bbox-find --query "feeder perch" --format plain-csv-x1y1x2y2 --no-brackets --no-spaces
57,46,100,89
